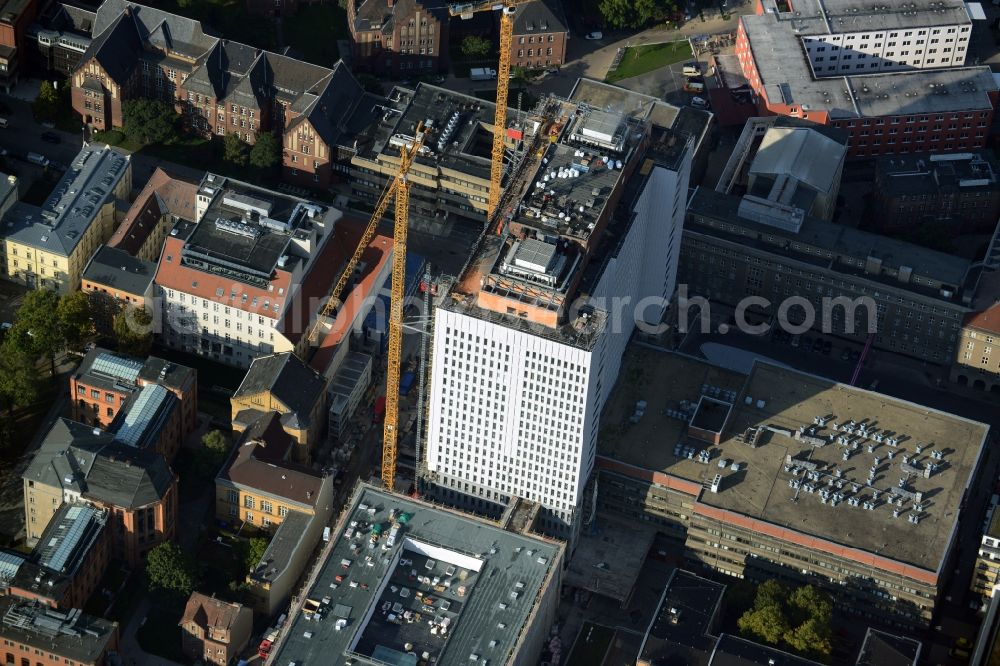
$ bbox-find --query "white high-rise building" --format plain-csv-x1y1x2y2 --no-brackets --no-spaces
425,112,694,540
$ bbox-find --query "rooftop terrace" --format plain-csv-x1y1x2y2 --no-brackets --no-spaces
272,485,562,666
600,346,989,572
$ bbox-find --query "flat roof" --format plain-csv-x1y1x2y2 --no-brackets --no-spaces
600,346,989,572
876,151,999,196
710,634,822,666
687,187,973,298
0,597,116,663
186,173,328,283
638,569,724,666
272,484,562,666
741,5,994,120
855,627,921,666
81,245,156,296
0,144,129,256
564,515,656,603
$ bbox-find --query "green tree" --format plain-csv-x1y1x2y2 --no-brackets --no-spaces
244,537,270,573
223,132,249,167
753,579,788,610
784,617,833,658
738,602,790,646
57,291,92,350
598,0,676,29
9,290,64,376
122,99,180,146
112,305,153,357
0,340,39,416
787,585,832,623
33,81,60,122
460,35,492,59
145,542,197,599
249,132,281,170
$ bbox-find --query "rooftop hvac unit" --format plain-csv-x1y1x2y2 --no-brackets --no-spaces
710,475,722,493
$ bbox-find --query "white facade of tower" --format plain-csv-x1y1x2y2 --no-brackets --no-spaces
425,145,692,537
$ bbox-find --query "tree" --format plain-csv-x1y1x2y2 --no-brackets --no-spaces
787,585,832,623
784,617,833,658
57,291,92,350
202,429,229,458
753,579,788,610
122,99,179,146
243,537,270,573
9,290,64,376
738,602,790,646
460,35,492,59
599,0,676,29
33,81,60,123
223,132,249,167
249,132,281,170
0,340,39,416
112,305,153,357
145,542,196,599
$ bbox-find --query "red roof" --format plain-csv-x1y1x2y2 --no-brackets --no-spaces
965,301,1000,335
110,168,198,256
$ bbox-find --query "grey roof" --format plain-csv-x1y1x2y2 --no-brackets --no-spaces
74,346,194,395
512,0,568,34
0,551,24,584
81,244,156,295
272,484,563,666
687,187,973,298
287,63,365,148
855,628,921,666
639,569,725,666
24,418,174,510
876,151,1000,197
748,126,846,197
111,383,176,448
249,509,312,585
234,352,326,427
0,145,130,258
78,9,142,82
0,597,117,664
92,0,217,57
709,634,823,666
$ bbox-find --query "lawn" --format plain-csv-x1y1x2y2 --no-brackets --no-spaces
567,622,616,666
606,40,693,83
283,4,349,67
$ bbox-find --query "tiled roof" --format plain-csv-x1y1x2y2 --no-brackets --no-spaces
181,592,249,632
233,352,326,425
219,413,324,508
512,0,568,35
81,245,156,296
108,167,198,256
966,301,1000,335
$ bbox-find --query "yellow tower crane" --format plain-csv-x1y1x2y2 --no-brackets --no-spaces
306,122,428,489
450,0,529,222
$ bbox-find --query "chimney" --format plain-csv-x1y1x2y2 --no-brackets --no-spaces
387,0,394,6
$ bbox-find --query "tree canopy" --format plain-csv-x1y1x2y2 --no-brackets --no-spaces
0,340,39,415
736,581,833,660
33,81,61,123
112,305,153,357
598,0,677,29
145,542,197,599
7,290,64,366
249,132,281,170
243,537,270,573
122,99,180,146
56,291,92,350
460,35,492,59
223,133,250,167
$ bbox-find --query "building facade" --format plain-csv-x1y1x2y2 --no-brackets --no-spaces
872,152,1000,233
972,496,1000,599
680,187,976,364
952,302,1000,391
108,166,197,262
26,2,94,77
0,144,131,294
510,0,568,71
735,0,998,158
81,245,156,335
0,0,39,91
230,352,327,459
179,592,253,666
346,0,448,77
154,173,346,368
425,105,694,540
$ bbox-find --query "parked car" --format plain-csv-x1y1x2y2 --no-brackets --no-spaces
840,349,851,361
41,131,60,144
690,96,710,109
586,31,603,40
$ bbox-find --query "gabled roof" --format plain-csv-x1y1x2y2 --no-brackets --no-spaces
81,245,156,296
108,166,198,256
218,412,325,508
181,592,250,633
748,126,847,197
287,63,364,148
233,352,325,426
78,10,142,85
353,0,448,35
965,301,1000,335
512,0,568,35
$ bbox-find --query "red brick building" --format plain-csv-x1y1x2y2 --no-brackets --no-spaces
179,593,253,665
510,0,568,71
735,0,998,159
0,597,119,666
347,0,449,76
0,0,38,92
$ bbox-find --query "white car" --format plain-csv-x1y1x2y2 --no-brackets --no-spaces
691,96,709,109
586,31,603,40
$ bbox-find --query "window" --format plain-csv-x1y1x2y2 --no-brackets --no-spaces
261,500,273,514
243,496,255,509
